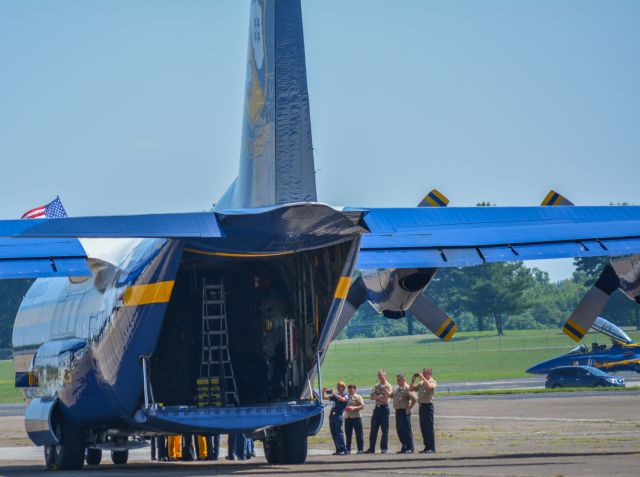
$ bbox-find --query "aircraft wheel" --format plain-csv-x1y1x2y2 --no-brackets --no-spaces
263,437,281,464
86,448,102,465
264,420,308,464
111,449,129,465
52,420,86,470
44,444,56,470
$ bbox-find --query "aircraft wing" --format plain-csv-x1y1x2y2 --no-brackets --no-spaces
0,212,221,239
353,206,640,269
0,212,221,279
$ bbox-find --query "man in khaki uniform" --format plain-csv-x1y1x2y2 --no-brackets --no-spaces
365,369,393,453
344,384,365,453
410,367,437,453
392,374,416,453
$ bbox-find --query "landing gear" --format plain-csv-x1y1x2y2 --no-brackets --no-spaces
44,419,86,470
85,448,102,465
111,449,129,465
263,420,308,464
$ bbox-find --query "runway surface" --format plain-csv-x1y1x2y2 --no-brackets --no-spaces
1,391,639,476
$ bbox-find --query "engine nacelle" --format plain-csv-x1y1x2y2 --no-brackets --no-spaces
612,255,640,302
362,268,437,318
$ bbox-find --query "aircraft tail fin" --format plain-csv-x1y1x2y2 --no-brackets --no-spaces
218,0,317,210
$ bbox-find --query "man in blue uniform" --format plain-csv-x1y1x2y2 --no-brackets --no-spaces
323,381,349,455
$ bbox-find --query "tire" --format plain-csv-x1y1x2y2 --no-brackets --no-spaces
263,420,308,465
594,382,605,388
44,445,56,470
551,383,562,389
111,450,129,465
52,420,86,470
86,448,102,465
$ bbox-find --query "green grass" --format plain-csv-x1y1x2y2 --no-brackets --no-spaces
321,329,640,388
443,386,640,397
1,329,637,405
0,360,24,404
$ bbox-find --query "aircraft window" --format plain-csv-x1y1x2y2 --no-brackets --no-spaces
569,345,588,354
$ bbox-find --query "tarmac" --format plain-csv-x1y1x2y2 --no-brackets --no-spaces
0,388,639,476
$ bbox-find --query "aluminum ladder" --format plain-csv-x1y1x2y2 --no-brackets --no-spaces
198,279,239,407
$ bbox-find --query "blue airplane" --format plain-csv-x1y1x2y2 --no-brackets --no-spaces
2,0,640,470
527,316,640,375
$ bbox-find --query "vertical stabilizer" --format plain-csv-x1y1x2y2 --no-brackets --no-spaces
219,0,317,210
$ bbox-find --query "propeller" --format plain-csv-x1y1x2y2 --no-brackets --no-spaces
563,255,640,342
418,189,449,207
563,265,619,341
541,190,574,206
329,276,369,341
408,294,458,341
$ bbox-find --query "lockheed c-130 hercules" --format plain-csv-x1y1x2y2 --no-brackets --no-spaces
2,0,640,470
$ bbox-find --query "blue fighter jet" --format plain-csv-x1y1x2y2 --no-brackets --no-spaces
1,0,640,470
527,316,640,375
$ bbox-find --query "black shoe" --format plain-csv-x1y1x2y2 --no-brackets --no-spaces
356,450,365,454
225,455,236,461
364,448,375,454
404,449,414,454
424,449,435,454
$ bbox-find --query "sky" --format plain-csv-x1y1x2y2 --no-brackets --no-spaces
0,1,638,281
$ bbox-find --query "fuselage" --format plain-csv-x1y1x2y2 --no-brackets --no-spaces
14,238,182,428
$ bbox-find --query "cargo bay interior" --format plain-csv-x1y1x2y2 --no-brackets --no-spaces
149,242,352,408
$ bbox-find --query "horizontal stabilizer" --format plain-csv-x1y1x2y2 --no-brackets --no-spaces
418,189,449,207
0,213,221,239
541,190,574,206
409,294,458,341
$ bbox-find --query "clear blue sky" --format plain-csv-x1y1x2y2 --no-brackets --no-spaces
1,1,638,280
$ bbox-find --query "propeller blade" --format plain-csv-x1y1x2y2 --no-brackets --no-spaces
563,265,619,341
408,294,458,341
541,190,574,206
330,276,369,340
418,189,449,208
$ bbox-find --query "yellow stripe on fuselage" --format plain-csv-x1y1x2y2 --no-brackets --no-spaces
124,281,175,307
334,276,351,299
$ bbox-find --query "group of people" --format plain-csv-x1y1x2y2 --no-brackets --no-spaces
150,432,255,461
323,368,437,455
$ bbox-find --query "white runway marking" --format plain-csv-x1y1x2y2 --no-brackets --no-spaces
438,414,639,424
